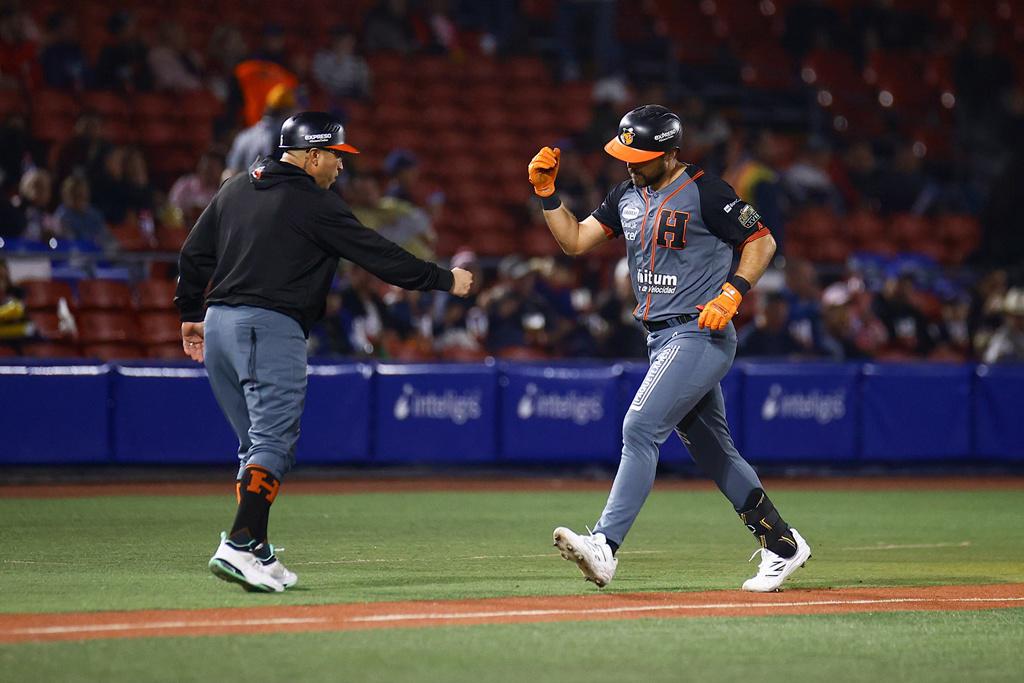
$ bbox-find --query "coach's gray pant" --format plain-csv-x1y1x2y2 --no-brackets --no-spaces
594,319,762,546
204,305,307,481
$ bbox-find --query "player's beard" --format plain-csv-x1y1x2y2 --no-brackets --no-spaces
628,159,668,188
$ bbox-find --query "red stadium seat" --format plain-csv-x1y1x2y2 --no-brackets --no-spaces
0,345,15,357
156,228,188,252
110,226,156,252
28,312,64,339
496,345,548,360
420,105,464,131
135,279,178,311
77,312,138,343
149,148,199,181
440,346,488,362
32,89,79,117
77,280,134,311
132,93,178,124
462,83,504,108
179,90,223,121
0,89,27,116
368,54,407,83
139,121,178,147
461,58,499,83
937,214,979,247
20,342,80,358
802,50,872,103
103,119,139,145
374,104,419,129
889,214,929,249
146,342,185,360
467,104,509,131
21,280,74,311
847,210,885,247
81,91,130,121
788,207,837,241
864,51,934,112
81,343,147,361
137,312,181,344
409,55,456,83
505,57,549,83
33,112,75,143
809,237,851,264
471,231,520,257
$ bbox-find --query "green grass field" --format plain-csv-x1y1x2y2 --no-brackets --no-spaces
2,486,1023,681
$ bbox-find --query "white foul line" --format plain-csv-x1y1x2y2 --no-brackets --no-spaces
4,596,1023,637
349,596,1024,623
840,541,971,551
7,617,329,637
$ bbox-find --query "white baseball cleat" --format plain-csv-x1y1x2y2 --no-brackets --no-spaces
261,547,298,589
741,528,812,592
553,526,618,588
208,532,285,593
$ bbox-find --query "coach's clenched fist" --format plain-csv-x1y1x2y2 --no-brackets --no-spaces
450,267,474,297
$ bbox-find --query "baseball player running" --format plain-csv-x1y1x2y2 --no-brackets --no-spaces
176,111,472,592
528,105,811,591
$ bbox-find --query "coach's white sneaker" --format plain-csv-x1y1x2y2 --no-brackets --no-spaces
209,532,285,593
553,526,618,588
741,528,811,592
259,544,298,589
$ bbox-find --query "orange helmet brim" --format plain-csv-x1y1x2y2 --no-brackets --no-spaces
604,137,664,163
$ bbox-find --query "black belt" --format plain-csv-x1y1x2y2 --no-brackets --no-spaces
643,313,698,332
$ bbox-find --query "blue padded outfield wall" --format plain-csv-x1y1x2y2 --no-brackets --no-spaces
1,360,1023,467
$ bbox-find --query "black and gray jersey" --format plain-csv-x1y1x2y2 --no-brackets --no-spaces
591,166,770,323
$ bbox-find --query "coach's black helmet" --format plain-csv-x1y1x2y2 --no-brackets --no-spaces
604,104,682,163
279,111,360,154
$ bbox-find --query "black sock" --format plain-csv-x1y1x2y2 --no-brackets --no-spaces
737,489,797,559
607,539,619,556
229,465,280,547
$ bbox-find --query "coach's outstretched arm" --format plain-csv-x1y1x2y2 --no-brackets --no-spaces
528,147,609,256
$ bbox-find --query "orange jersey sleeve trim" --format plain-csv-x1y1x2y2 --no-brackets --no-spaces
739,225,771,249
597,221,616,239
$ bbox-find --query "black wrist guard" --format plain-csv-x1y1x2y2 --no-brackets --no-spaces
730,275,751,297
540,193,561,211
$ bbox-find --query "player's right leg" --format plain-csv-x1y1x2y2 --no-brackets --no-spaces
202,306,293,592
676,385,811,591
554,327,732,586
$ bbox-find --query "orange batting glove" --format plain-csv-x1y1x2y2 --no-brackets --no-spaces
697,282,743,330
528,146,560,197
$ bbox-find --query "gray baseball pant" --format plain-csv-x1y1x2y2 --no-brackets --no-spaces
203,305,307,481
594,319,762,546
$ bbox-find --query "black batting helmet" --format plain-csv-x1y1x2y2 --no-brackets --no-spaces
279,111,360,154
604,104,682,163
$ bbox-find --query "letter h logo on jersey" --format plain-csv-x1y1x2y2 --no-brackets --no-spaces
655,210,689,250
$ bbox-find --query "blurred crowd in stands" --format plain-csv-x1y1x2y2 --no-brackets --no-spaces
0,0,1022,363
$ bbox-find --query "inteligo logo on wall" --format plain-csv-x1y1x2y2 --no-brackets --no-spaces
516,383,604,425
393,384,482,425
760,384,846,425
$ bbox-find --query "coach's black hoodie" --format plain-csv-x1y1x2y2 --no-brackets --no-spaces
175,158,453,335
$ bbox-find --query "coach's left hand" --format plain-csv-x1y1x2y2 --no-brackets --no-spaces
182,321,205,362
697,283,742,331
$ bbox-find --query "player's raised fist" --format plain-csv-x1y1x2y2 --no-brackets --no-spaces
698,282,743,330
450,267,474,297
528,146,560,197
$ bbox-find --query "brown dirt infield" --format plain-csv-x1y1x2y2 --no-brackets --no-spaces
1,584,1021,644
2,475,1021,499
